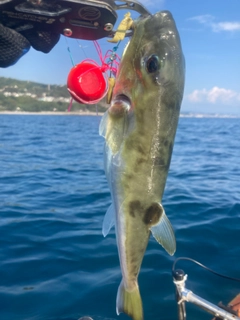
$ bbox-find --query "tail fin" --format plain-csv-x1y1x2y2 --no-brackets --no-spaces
116,280,143,320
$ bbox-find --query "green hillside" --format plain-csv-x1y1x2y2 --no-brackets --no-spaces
0,77,107,113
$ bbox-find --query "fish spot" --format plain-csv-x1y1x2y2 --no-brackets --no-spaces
164,139,169,147
169,141,173,153
158,137,169,147
131,266,138,276
129,200,143,218
125,139,146,156
143,203,163,226
153,157,165,166
139,247,145,254
125,174,134,181
136,158,145,166
137,145,145,155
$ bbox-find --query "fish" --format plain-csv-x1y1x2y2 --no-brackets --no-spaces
99,10,185,320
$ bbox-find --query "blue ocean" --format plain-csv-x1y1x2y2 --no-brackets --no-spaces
0,114,239,320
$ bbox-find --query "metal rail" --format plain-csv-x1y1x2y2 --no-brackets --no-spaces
173,269,240,320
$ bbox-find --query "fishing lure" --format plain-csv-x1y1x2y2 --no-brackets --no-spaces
67,41,120,104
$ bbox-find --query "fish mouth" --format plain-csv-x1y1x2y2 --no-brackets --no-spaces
113,94,132,110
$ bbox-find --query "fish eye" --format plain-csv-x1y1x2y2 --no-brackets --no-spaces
146,55,160,73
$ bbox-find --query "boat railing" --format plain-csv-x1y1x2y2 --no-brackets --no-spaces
172,262,240,320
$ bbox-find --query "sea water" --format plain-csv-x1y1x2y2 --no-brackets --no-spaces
0,114,239,320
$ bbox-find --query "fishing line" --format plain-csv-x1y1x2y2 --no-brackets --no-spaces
107,41,121,77
76,40,88,59
172,257,240,283
64,37,75,66
66,39,121,105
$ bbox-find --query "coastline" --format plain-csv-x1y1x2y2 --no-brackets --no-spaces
1,111,240,118
0,111,104,116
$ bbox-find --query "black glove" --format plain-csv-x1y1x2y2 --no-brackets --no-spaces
0,23,60,68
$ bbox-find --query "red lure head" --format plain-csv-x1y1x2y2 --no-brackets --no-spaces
67,41,120,104
67,62,107,104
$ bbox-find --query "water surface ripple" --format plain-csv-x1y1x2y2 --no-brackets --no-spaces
0,115,239,320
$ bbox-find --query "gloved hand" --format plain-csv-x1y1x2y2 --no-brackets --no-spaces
0,23,60,68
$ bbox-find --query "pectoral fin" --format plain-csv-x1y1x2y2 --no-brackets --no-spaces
102,204,115,237
99,109,109,138
150,204,176,256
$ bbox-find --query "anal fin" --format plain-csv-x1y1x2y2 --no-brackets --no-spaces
102,204,115,237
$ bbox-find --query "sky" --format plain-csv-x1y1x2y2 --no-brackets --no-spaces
1,0,240,114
